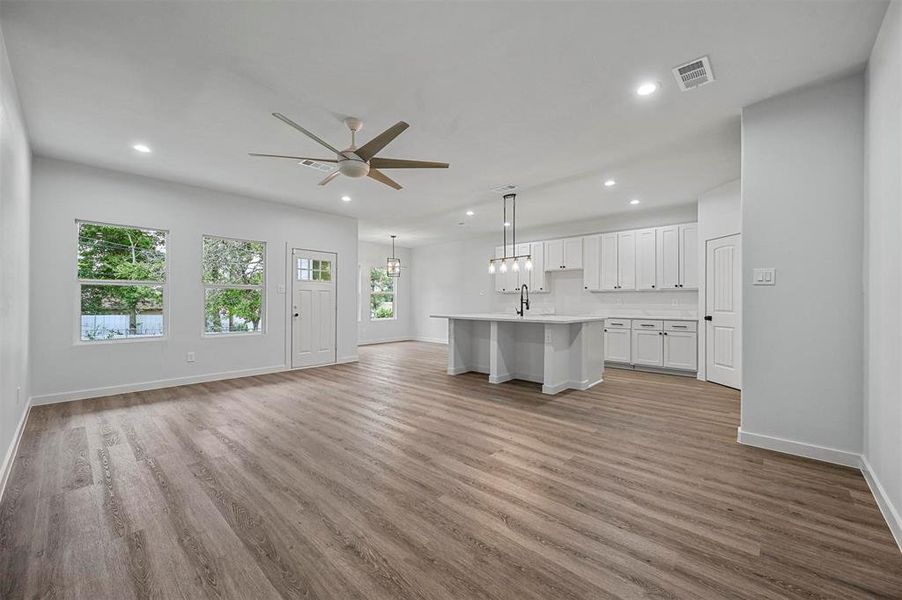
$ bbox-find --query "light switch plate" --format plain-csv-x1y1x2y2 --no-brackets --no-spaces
753,268,776,286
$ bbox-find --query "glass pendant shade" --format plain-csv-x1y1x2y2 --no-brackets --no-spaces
525,258,533,271
499,259,508,273
386,235,401,277
512,259,520,272
488,262,496,274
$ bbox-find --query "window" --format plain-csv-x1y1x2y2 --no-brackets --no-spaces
203,236,265,334
296,257,331,281
77,221,166,341
370,267,396,320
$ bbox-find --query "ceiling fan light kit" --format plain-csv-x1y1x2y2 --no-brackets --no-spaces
488,192,532,275
250,113,449,190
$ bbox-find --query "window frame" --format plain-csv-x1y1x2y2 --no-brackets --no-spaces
369,266,398,322
201,234,267,337
74,219,169,345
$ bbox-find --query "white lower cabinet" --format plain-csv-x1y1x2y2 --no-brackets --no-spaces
603,318,698,374
631,329,664,367
603,327,631,363
663,331,698,371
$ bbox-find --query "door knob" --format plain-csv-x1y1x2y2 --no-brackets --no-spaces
294,313,299,317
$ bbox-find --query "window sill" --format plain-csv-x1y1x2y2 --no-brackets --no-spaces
202,331,265,338
75,335,166,346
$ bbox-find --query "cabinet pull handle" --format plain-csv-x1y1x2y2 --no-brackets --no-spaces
672,325,687,329
641,324,654,327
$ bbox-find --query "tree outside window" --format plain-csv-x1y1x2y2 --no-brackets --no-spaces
77,221,167,341
203,236,265,334
370,267,396,320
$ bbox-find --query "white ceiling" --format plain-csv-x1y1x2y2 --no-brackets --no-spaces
1,1,887,246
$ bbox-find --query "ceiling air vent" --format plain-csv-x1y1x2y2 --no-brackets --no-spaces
491,184,518,194
298,159,334,173
672,56,714,91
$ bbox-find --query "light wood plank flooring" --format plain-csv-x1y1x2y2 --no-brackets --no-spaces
1,341,900,599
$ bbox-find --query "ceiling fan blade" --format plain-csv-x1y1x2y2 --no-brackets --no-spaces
355,121,409,161
249,153,338,162
272,112,344,156
368,168,402,190
318,170,342,186
369,158,449,169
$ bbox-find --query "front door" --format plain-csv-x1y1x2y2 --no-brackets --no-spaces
291,249,337,368
705,234,741,389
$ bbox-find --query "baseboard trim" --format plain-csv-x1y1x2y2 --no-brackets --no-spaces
737,428,861,468
336,355,359,364
413,336,447,345
30,364,290,406
0,401,31,505
357,337,413,346
861,455,902,553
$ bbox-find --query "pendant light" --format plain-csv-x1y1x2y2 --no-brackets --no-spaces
387,235,401,277
487,192,531,274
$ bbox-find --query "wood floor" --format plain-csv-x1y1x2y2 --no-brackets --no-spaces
1,342,900,599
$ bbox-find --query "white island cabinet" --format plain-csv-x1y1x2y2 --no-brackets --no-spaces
430,313,606,395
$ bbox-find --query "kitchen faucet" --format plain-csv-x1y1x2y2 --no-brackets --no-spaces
516,284,530,317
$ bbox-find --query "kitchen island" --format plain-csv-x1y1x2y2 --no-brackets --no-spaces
430,313,606,395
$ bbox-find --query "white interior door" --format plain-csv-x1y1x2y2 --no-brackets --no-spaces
291,249,337,369
705,234,741,388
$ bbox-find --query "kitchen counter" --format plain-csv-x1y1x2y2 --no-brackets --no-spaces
430,313,605,395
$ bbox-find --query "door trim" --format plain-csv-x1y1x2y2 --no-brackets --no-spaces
285,245,339,370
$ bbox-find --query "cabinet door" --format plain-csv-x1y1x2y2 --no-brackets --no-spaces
545,239,563,271
600,233,619,290
563,237,583,270
513,243,530,291
529,241,547,292
604,328,631,363
582,235,600,291
631,329,663,366
679,223,698,289
635,228,657,290
663,331,698,370
656,225,680,290
617,231,636,290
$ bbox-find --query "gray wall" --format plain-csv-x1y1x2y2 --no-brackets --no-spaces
741,73,865,458
0,24,31,492
358,240,413,345
865,0,902,547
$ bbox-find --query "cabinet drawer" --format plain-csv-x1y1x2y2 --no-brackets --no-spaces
664,320,697,332
604,318,630,330
631,319,663,331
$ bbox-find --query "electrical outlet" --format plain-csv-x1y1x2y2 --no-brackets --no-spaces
277,284,286,294
186,352,196,363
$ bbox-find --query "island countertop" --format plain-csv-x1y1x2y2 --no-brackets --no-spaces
430,313,608,324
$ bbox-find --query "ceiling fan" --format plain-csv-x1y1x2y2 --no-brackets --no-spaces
250,113,449,190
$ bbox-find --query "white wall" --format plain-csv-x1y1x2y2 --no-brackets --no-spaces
864,0,902,549
411,204,700,344
696,179,741,381
0,24,31,491
740,73,865,463
357,240,412,344
29,158,358,403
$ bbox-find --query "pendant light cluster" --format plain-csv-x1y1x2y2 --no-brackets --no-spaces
387,234,401,277
488,193,532,274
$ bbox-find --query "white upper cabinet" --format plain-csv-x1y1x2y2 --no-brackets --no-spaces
563,238,583,270
529,241,547,292
544,239,563,271
600,233,619,290
583,235,601,291
616,231,636,290
656,225,680,289
544,238,583,271
679,223,698,289
635,228,657,290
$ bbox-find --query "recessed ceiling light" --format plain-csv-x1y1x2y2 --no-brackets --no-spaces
466,210,474,216
132,143,151,153
341,195,351,202
636,82,658,96
630,199,641,205
604,179,616,187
